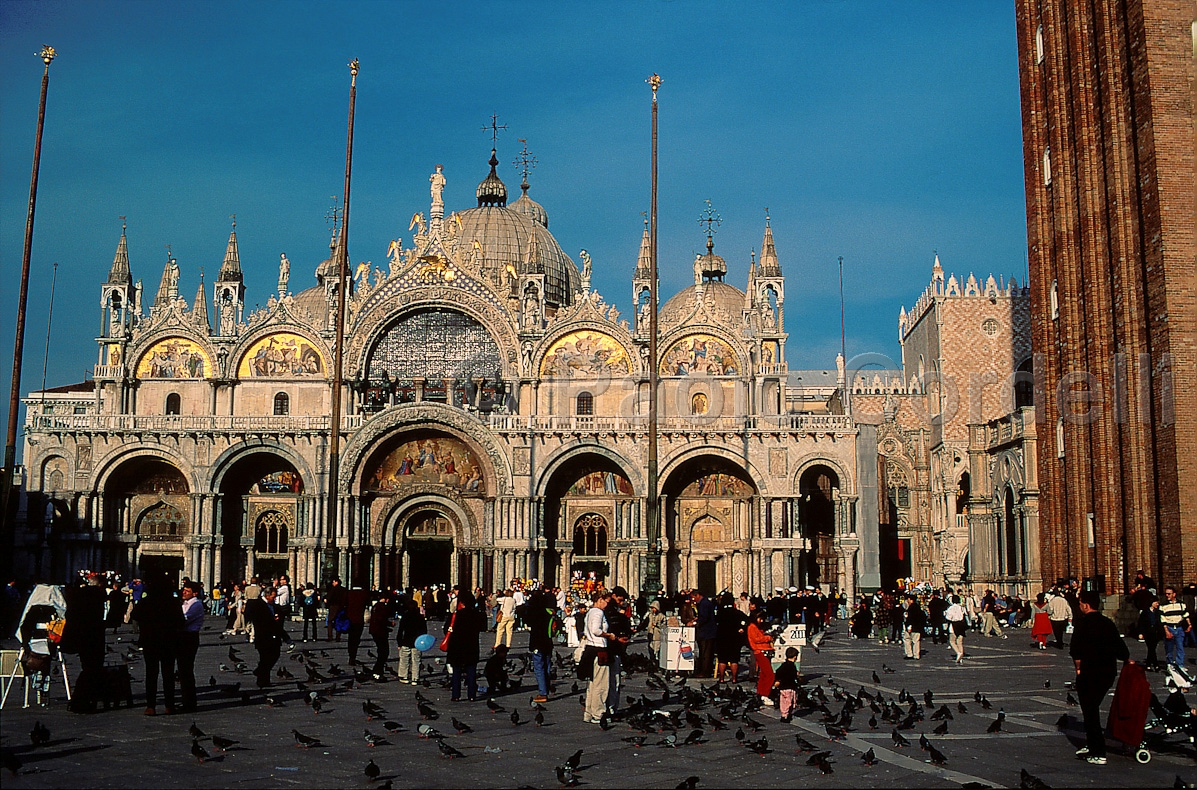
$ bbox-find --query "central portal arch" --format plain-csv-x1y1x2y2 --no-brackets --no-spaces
379,499,465,591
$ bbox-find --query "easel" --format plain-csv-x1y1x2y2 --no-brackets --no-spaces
0,644,72,709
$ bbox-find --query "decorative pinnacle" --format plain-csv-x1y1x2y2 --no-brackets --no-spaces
513,138,537,191
641,211,649,230
119,215,127,231
698,199,722,240
38,45,56,65
349,58,359,77
229,213,236,230
647,73,662,94
482,113,507,146
765,207,770,226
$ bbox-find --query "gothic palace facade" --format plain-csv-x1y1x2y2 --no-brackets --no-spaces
16,150,1036,598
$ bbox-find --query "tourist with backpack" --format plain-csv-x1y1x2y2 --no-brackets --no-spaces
522,588,558,702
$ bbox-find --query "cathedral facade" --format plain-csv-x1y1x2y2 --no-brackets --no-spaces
18,151,863,599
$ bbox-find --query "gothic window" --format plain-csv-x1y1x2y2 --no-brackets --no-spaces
254,510,289,554
273,392,290,416
1043,147,1052,186
1050,280,1059,319
897,486,910,509
1014,358,1034,408
573,513,607,556
365,308,502,404
1035,23,1045,64
1056,417,1065,458
576,391,593,416
165,393,181,415
137,502,185,539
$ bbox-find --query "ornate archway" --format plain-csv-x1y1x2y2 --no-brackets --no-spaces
541,451,635,588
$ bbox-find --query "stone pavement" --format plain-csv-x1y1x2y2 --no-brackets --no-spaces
1,618,1193,788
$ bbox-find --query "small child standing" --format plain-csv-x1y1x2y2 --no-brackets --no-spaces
483,644,510,694
772,647,802,723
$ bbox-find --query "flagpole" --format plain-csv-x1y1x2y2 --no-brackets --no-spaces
645,74,662,598
327,58,357,586
1,46,57,564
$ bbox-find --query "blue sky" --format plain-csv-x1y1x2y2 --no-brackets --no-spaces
0,0,1027,438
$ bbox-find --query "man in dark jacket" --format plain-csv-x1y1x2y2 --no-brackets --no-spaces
902,593,927,660
369,593,393,681
244,586,285,687
61,574,108,713
689,591,717,678
523,589,556,702
606,586,633,712
927,591,948,645
1070,590,1131,765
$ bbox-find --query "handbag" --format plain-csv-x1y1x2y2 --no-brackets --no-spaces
439,613,457,652
595,649,610,666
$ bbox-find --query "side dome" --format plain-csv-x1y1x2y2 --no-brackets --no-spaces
660,281,746,330
510,191,548,229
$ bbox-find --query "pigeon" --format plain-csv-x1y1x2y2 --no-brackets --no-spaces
228,646,241,662
437,740,464,759
556,765,578,787
564,749,583,771
189,722,207,739
980,695,993,710
211,736,239,752
451,716,473,734
825,724,846,740
891,729,910,747
511,710,523,726
571,682,579,694
657,733,678,748
486,698,506,713
208,675,217,687
872,671,881,684
1054,714,1069,729
957,701,968,714
928,744,947,765
292,729,321,748
806,750,833,766
311,698,324,715
1065,693,1078,706
675,778,699,790
974,691,983,702
364,700,386,719
417,702,439,720
534,711,546,727
742,715,765,732
191,739,211,763
29,721,50,747
705,714,727,731
882,664,896,674
735,727,745,741
795,734,818,752
623,735,647,747
383,720,404,733
364,729,388,747
745,736,770,755
683,729,704,746
267,696,285,708
933,720,949,736
815,754,834,774
868,714,878,730
364,759,381,781
919,733,931,751
416,724,443,740
1043,680,1051,689
861,747,878,765
599,713,613,731
924,690,934,707
1019,768,1052,790
986,717,1003,733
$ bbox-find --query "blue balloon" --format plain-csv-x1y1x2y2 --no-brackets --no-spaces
414,633,436,652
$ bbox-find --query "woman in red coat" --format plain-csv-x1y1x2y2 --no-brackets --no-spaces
746,611,775,703
1030,592,1053,650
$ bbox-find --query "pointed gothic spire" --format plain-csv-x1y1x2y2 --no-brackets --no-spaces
759,214,781,276
153,255,180,308
108,220,131,285
192,275,209,332
635,218,652,279
218,223,243,283
746,249,758,306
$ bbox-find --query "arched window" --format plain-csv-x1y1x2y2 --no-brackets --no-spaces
1050,280,1059,319
576,391,593,416
273,392,290,416
1014,357,1034,408
691,392,709,415
1043,147,1052,186
254,510,289,554
1035,23,1045,64
572,513,607,556
165,393,181,415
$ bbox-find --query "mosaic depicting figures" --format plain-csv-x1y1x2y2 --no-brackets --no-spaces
254,470,303,494
540,331,631,378
136,338,209,379
660,334,740,376
238,333,324,378
366,436,485,495
682,473,752,497
566,468,633,496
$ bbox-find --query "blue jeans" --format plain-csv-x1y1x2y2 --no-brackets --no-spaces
451,663,477,700
1165,626,1187,668
532,650,550,696
607,653,623,712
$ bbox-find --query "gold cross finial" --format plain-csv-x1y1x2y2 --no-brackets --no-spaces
119,215,127,231
513,138,537,186
698,199,722,239
482,113,507,146
38,46,56,65
647,73,662,92
230,213,236,230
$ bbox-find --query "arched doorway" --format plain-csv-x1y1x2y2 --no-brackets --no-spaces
378,507,458,591
542,454,634,589
105,456,190,580
217,453,303,584
662,456,756,595
798,465,840,590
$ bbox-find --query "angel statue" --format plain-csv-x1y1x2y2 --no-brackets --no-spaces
579,249,593,292
354,261,370,288
387,239,403,268
409,212,427,235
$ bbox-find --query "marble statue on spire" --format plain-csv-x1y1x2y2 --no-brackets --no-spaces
278,253,290,295
430,164,446,219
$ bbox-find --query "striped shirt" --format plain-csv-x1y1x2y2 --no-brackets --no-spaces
1160,600,1190,627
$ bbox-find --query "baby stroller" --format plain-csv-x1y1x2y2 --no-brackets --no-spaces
1,584,71,709
1135,689,1197,764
